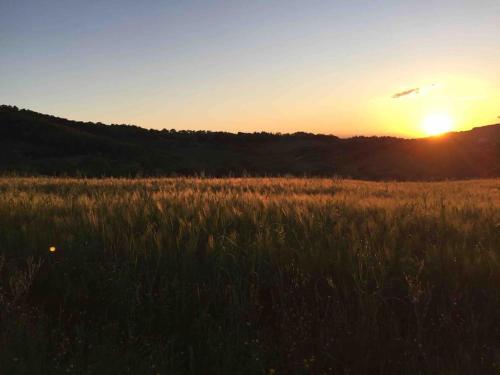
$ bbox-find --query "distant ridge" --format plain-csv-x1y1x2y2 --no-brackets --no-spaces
1,105,499,179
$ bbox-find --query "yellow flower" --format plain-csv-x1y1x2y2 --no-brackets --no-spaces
49,246,56,253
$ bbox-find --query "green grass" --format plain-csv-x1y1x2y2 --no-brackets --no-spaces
0,177,499,374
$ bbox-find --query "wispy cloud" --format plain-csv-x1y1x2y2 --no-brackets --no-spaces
391,83,438,99
392,88,420,99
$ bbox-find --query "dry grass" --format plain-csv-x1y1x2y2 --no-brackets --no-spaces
0,177,499,374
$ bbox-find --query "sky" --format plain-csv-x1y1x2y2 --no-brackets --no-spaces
1,0,499,137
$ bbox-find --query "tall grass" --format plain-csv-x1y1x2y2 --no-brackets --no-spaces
0,177,499,374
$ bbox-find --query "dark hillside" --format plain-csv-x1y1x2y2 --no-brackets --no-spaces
1,105,499,179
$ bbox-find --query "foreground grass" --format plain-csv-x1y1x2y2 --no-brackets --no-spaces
0,177,499,374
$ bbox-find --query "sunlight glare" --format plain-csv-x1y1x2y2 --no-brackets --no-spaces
422,114,454,136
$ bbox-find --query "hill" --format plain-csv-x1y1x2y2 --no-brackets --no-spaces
1,105,499,179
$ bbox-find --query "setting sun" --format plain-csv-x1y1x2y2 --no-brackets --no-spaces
422,114,454,136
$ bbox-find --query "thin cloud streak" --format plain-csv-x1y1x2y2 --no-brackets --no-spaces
392,88,420,99
391,83,439,99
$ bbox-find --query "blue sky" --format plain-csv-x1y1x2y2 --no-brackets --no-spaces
1,0,499,136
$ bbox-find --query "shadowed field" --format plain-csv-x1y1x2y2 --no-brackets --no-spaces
0,177,499,374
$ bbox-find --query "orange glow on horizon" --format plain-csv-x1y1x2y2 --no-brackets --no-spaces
421,113,454,136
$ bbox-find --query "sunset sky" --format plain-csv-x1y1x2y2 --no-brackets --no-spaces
1,0,499,137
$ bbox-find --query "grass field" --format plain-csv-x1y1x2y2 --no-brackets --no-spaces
0,177,499,374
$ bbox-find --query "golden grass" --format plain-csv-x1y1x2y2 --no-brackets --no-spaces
0,177,499,374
